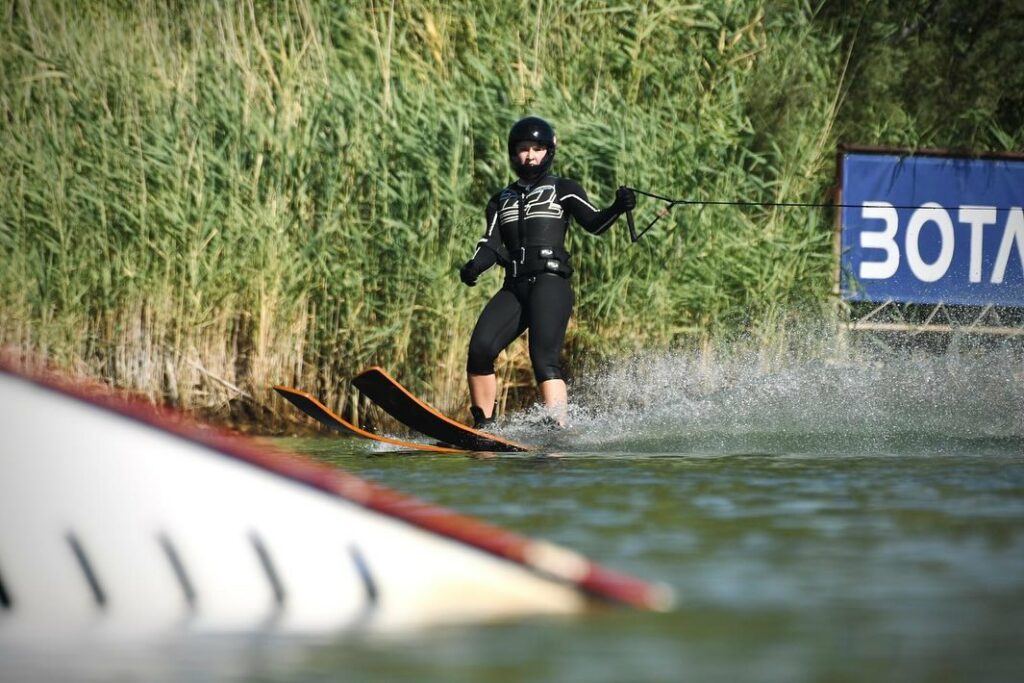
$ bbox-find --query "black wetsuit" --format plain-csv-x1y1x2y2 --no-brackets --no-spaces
465,174,625,382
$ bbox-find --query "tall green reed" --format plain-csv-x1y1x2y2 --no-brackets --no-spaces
1,1,1016,428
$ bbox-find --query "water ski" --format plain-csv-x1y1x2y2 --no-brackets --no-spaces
352,367,532,453
273,385,464,454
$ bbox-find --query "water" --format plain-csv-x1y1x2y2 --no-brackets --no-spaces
275,347,1023,682
7,347,1024,682
266,451,1022,683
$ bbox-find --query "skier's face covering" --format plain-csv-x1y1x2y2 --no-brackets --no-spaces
515,141,548,170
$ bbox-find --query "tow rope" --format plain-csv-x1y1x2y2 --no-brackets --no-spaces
622,186,1018,243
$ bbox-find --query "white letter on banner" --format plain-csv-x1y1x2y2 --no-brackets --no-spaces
959,206,997,283
991,207,1024,284
905,202,954,283
859,202,899,279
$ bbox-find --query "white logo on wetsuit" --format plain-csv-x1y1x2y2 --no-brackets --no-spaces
498,184,564,225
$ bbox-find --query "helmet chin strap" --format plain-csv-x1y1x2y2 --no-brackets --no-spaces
515,166,544,182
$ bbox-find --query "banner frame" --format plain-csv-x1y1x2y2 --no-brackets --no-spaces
833,144,1024,339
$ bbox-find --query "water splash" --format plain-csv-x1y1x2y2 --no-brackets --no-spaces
502,342,1024,456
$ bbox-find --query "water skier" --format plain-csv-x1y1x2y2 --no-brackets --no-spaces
458,116,635,428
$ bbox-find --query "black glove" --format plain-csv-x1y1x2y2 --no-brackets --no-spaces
612,186,636,214
459,260,480,287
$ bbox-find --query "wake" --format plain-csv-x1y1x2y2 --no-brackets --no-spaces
501,344,1024,456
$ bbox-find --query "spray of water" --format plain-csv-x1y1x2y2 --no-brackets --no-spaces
501,334,1024,456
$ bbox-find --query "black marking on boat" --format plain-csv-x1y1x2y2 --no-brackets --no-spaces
67,532,106,608
159,532,196,611
250,532,286,609
0,560,11,609
348,544,379,607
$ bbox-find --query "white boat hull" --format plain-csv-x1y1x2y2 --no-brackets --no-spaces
0,364,669,639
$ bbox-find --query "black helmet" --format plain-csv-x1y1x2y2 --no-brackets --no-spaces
507,116,556,181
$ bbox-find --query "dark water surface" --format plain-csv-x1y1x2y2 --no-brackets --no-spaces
7,349,1024,682
270,349,1024,682
278,350,1024,679
268,440,1023,683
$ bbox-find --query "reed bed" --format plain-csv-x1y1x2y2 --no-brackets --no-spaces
1,1,1019,427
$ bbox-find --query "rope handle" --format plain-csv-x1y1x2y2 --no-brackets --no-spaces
624,187,686,243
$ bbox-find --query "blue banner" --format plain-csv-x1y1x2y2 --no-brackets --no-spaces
840,152,1024,307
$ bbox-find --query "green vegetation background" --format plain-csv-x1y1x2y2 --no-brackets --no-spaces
2,0,1021,425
